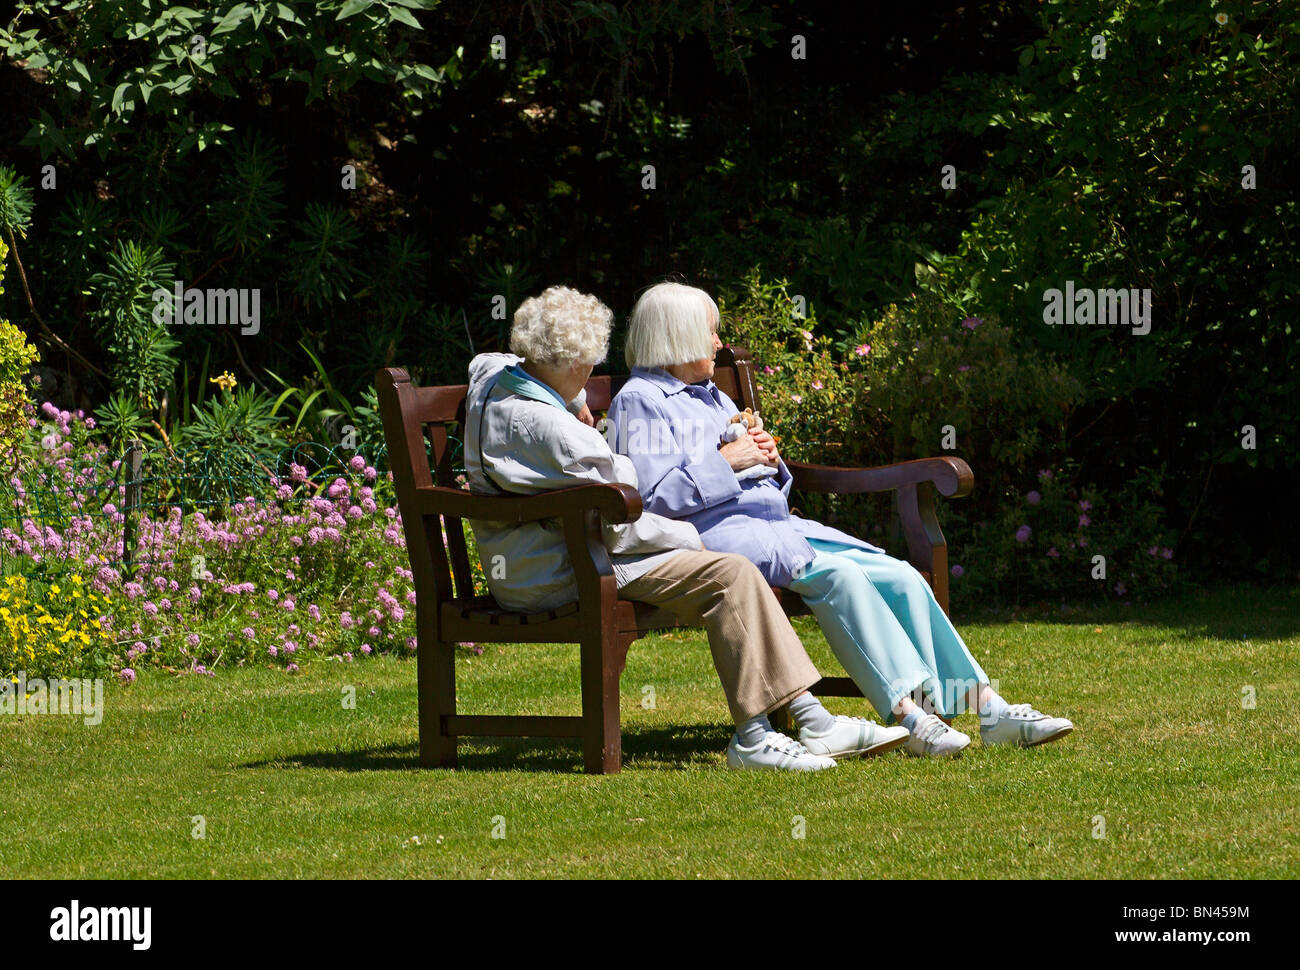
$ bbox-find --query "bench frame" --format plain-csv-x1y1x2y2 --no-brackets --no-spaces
376,346,973,773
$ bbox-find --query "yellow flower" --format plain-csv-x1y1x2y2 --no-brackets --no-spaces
210,370,238,392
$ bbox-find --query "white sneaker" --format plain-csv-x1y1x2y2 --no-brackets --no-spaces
902,713,971,758
727,731,837,772
981,703,1074,747
800,715,910,759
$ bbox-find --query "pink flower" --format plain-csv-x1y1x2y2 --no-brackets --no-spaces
1078,499,1092,511
854,344,870,356
286,663,299,673
242,627,256,640
1015,525,1032,543
1038,468,1053,481
1114,582,1127,596
186,633,200,648
811,380,824,390
950,564,964,578
791,394,803,404
119,668,136,684
1026,490,1041,505
961,317,982,330
1078,514,1091,527
957,365,970,372
1046,547,1060,558
1161,547,1173,560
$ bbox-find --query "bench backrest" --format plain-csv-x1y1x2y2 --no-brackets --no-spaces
376,346,763,609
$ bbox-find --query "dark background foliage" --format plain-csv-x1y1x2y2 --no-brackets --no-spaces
1,0,1296,601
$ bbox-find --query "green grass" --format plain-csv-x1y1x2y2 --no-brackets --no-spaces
2,585,1297,878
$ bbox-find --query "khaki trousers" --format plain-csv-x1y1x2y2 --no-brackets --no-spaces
618,550,821,723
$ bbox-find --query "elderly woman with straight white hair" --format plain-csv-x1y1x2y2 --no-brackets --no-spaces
608,281,1075,757
463,284,911,771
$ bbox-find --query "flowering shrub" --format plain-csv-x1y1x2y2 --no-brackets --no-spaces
1,574,115,680
720,271,883,468
2,406,487,676
0,240,40,473
719,270,1082,479
717,270,1174,603
951,462,1177,603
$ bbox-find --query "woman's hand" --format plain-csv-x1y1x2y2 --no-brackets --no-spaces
749,427,780,466
573,403,595,427
719,433,766,471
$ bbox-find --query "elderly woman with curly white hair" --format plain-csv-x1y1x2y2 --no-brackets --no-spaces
607,281,1075,757
463,285,910,771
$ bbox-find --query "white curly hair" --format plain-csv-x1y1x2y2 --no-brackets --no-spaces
509,285,613,367
625,281,718,369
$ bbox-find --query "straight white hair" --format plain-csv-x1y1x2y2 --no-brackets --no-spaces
625,282,718,369
510,285,612,367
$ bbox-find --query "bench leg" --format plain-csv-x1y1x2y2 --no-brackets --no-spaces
580,632,622,774
895,482,951,616
418,633,457,769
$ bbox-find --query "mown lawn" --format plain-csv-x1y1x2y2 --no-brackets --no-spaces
2,585,1297,879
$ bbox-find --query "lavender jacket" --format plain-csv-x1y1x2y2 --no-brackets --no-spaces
606,366,881,587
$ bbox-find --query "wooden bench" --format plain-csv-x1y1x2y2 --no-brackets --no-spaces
375,347,973,773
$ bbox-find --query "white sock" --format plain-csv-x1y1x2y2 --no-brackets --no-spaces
900,707,928,733
978,686,1009,723
789,692,835,734
736,714,774,747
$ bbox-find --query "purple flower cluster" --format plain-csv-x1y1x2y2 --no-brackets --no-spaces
5,407,418,676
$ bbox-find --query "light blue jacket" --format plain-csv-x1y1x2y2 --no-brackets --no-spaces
606,366,881,587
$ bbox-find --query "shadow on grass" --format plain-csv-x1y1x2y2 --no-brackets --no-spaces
242,722,734,774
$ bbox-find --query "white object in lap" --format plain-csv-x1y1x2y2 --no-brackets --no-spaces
720,420,778,480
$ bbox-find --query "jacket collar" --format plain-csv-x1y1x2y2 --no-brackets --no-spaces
630,365,714,398
498,363,568,410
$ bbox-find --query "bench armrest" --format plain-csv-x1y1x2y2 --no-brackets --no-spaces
786,457,974,498
416,482,642,617
414,482,644,525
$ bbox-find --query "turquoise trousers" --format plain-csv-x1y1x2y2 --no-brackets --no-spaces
787,539,989,723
